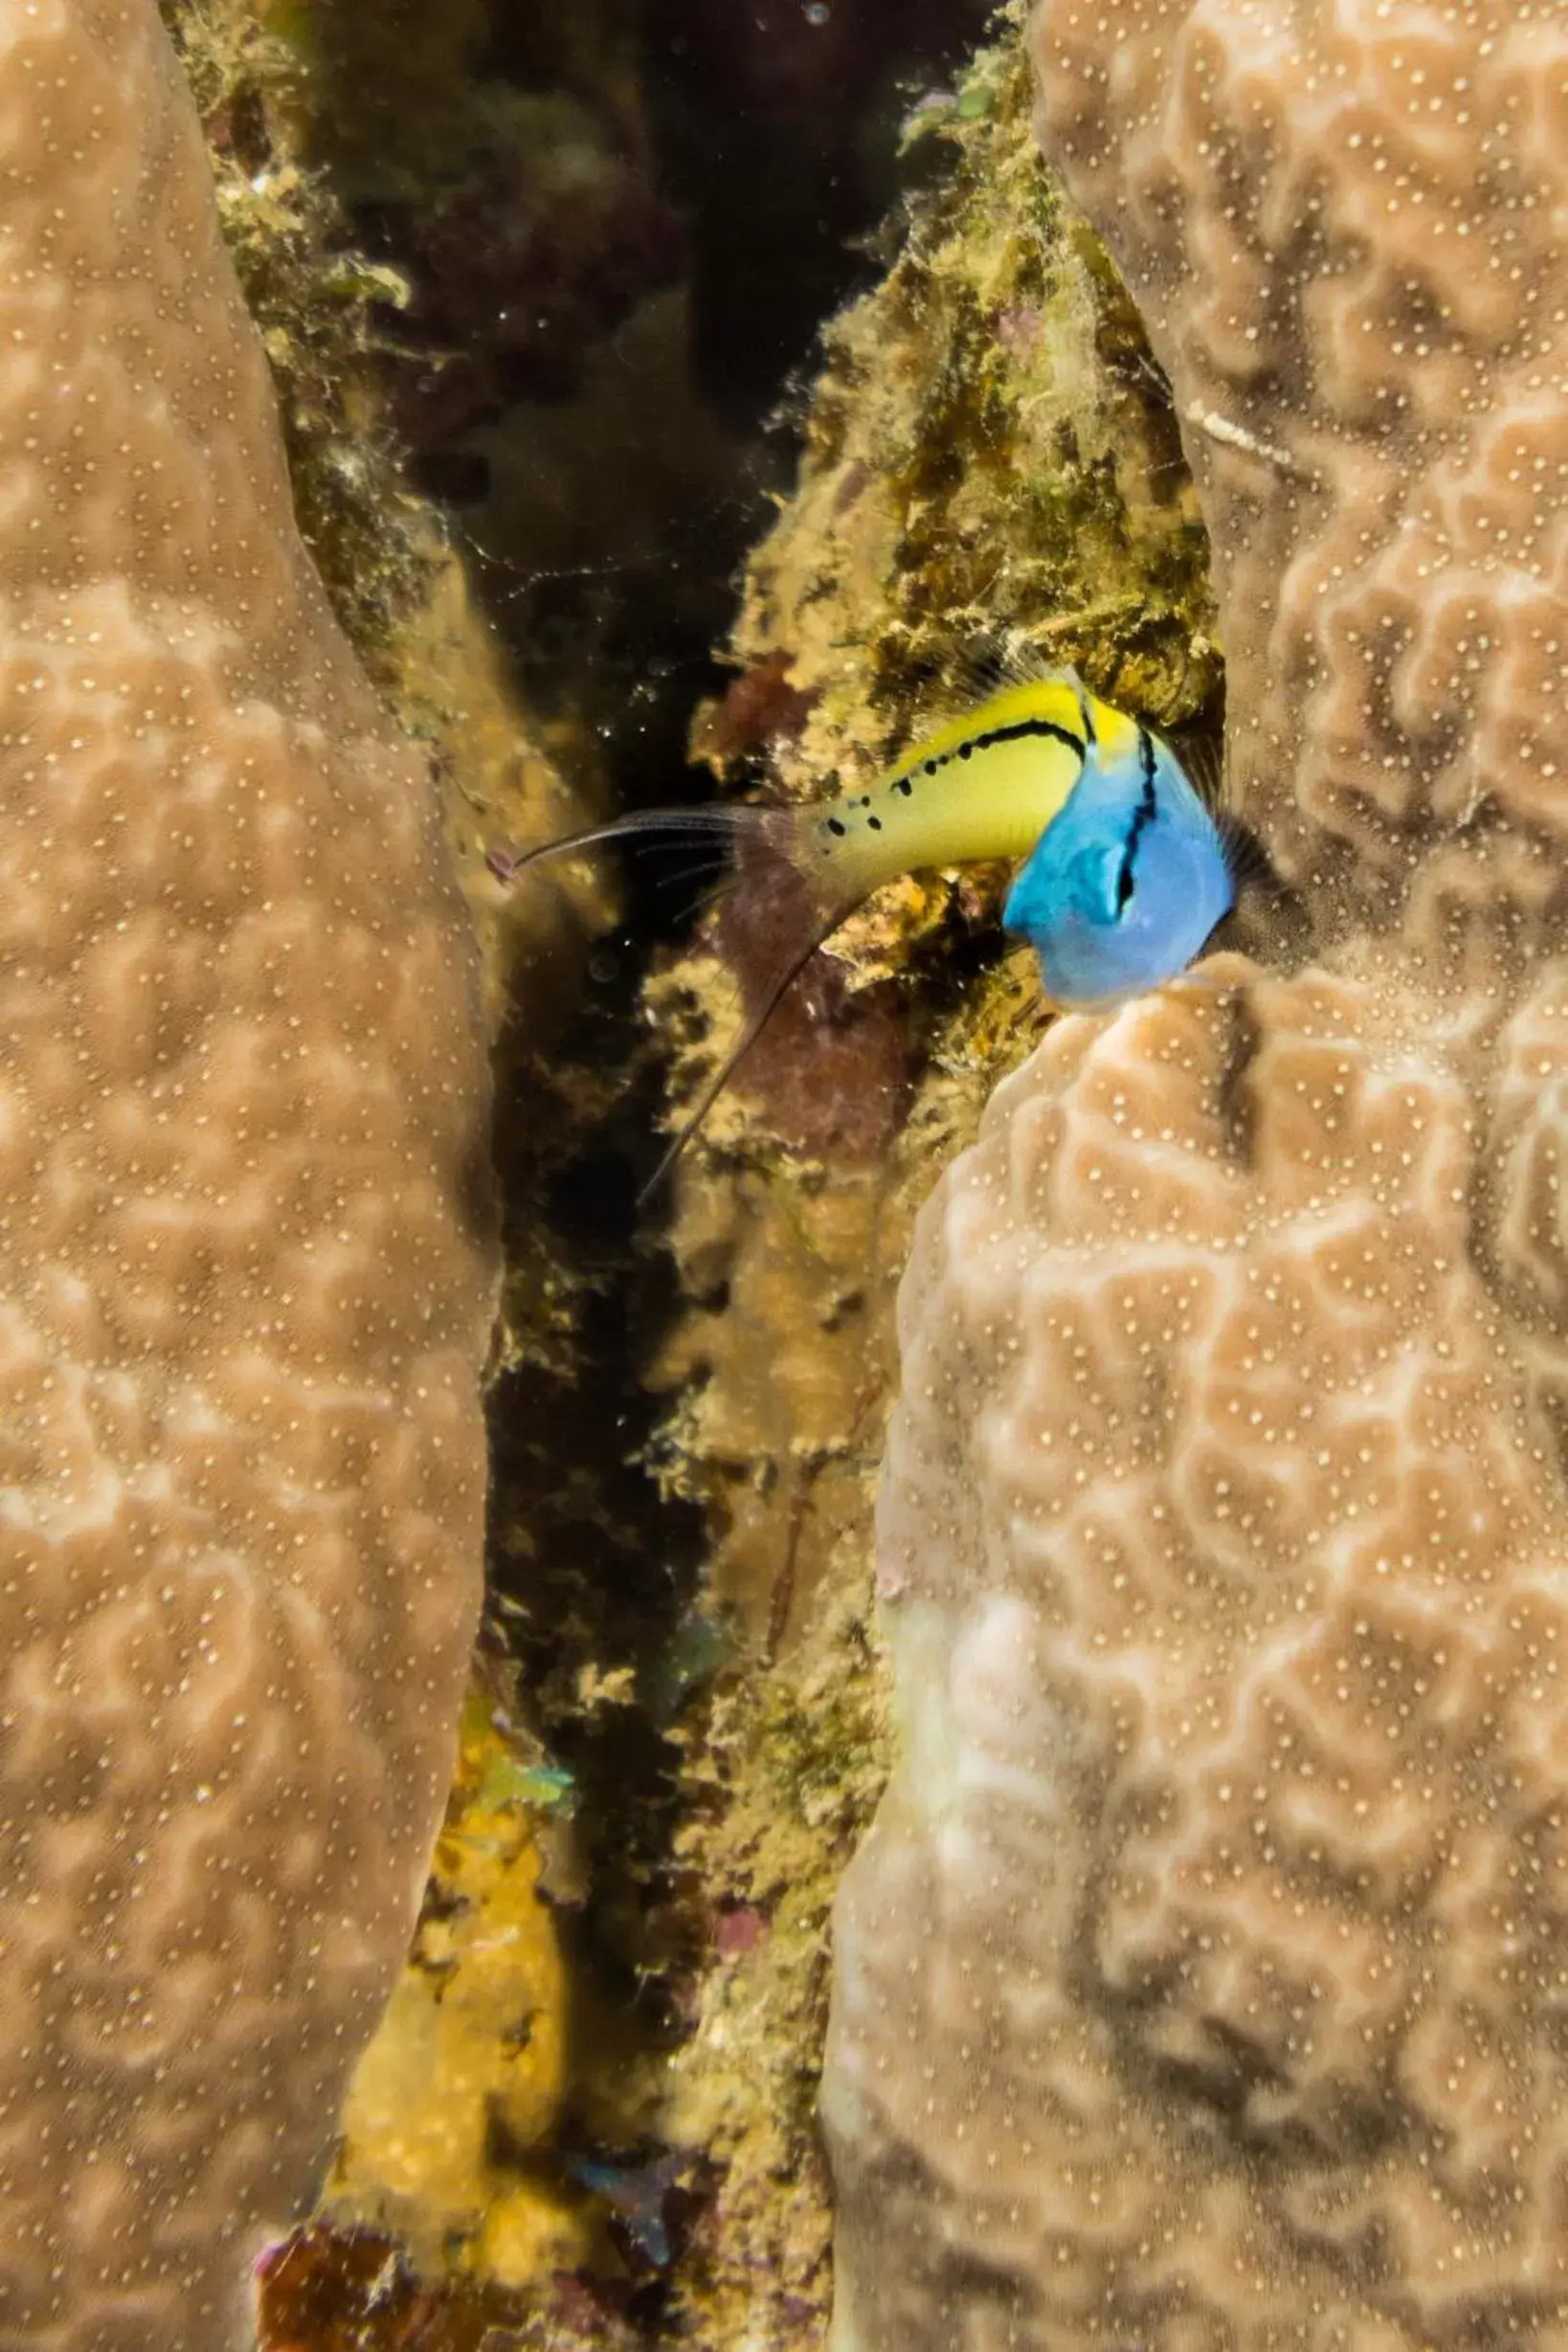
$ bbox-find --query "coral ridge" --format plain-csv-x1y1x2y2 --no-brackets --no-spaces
0,1,494,2341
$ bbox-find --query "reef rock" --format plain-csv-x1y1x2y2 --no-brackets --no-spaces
823,0,1568,2343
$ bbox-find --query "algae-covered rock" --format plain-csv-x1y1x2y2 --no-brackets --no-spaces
325,1696,589,2287
159,0,609,993
175,1,1219,2341
638,12,1219,2342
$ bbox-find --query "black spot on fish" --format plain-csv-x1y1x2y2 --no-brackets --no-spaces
827,817,847,838
867,815,883,830
896,776,914,795
924,759,938,775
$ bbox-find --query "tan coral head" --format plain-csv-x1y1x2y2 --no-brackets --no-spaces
0,0,494,2342
825,953,1568,2346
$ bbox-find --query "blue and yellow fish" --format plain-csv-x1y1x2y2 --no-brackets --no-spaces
497,664,1235,1187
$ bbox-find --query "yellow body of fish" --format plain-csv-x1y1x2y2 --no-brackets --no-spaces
498,663,1228,1196
795,671,1130,903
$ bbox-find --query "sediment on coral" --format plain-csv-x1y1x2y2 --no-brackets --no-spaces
821,0,1568,2344
0,0,494,2341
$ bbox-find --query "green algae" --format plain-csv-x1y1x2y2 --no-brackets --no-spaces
660,1595,890,2344
174,3,1221,2344
160,0,433,666
730,8,1216,816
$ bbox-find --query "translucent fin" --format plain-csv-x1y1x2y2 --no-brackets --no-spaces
492,801,859,1204
1171,728,1224,808
1213,806,1275,893
486,802,797,885
944,640,1084,711
637,902,847,1205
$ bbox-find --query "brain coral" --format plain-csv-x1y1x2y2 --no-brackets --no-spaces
1031,0,1567,932
821,0,1568,2344
0,0,494,2343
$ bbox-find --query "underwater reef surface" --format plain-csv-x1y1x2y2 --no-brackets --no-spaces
635,27,1221,2340
0,0,495,2341
822,0,1568,2344
146,0,1225,2341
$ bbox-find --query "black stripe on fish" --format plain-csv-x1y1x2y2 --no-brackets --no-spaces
885,715,1086,798
818,716,1088,849
1114,727,1160,913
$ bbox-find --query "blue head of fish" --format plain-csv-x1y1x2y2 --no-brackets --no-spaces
1003,736,1234,1006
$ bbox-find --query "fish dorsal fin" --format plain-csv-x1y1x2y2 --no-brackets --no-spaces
1166,727,1224,809
944,638,1085,712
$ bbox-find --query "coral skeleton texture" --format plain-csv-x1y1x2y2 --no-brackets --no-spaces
1036,0,1567,930
823,0,1568,2345
0,0,494,2343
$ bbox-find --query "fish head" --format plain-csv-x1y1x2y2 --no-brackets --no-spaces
1003,739,1235,1006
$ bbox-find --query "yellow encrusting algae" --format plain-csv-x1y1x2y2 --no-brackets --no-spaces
327,1696,592,2287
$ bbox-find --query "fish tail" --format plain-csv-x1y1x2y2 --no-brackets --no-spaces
491,800,865,1198
486,800,803,885
636,893,849,1204
636,807,876,1201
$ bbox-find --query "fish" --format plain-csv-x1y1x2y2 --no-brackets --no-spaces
493,665,1236,1194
